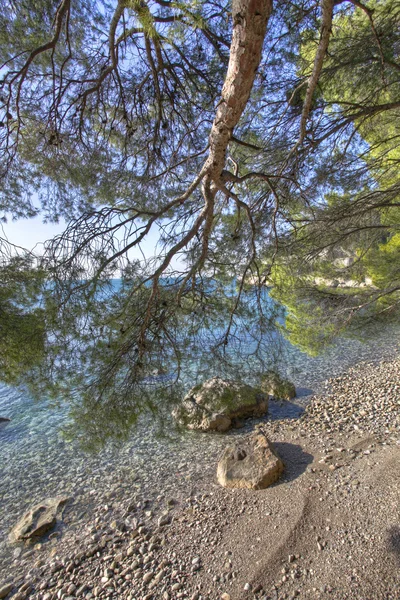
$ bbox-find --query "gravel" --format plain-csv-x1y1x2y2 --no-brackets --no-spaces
1,357,400,600
301,357,400,437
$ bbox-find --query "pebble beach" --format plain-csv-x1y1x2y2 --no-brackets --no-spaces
1,330,400,600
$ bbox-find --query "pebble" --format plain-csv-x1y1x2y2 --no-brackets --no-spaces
158,513,171,527
171,582,182,591
301,358,400,437
143,572,153,584
0,584,13,599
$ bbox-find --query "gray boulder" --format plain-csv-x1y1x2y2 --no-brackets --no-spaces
9,496,71,543
217,430,284,489
173,377,268,432
261,370,296,400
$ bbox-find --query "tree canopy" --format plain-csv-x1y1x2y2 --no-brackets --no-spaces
0,0,399,443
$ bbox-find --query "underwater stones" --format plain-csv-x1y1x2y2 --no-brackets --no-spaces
173,377,268,432
0,417,10,425
9,496,71,543
217,430,284,489
261,370,296,400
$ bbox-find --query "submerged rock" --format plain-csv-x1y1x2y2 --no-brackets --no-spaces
261,370,296,400
0,417,10,424
173,377,268,432
9,496,71,543
217,431,284,489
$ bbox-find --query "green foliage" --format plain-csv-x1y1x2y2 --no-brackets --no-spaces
0,255,45,383
269,265,337,355
0,0,400,445
363,232,400,288
268,0,400,352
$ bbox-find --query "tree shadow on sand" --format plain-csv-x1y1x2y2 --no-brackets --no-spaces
273,442,314,484
387,526,400,560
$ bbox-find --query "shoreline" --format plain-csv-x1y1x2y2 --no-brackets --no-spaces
1,355,400,600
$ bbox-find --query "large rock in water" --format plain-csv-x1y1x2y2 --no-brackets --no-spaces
9,496,71,542
173,377,268,432
217,431,284,489
261,370,296,400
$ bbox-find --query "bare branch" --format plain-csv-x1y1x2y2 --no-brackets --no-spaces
297,0,335,146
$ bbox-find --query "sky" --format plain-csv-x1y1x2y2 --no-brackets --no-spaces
2,216,65,253
1,214,179,269
2,186,163,260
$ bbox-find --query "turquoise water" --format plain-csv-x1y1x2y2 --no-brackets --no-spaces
0,321,399,578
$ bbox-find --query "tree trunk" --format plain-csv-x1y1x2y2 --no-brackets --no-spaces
206,0,273,185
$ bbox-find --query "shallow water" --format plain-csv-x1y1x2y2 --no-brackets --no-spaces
0,324,399,576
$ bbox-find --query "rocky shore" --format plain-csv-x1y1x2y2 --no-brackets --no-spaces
1,357,400,600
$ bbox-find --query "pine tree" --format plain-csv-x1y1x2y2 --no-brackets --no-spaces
0,0,399,441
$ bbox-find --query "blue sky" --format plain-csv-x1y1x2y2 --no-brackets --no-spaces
2,215,177,268
2,216,65,253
